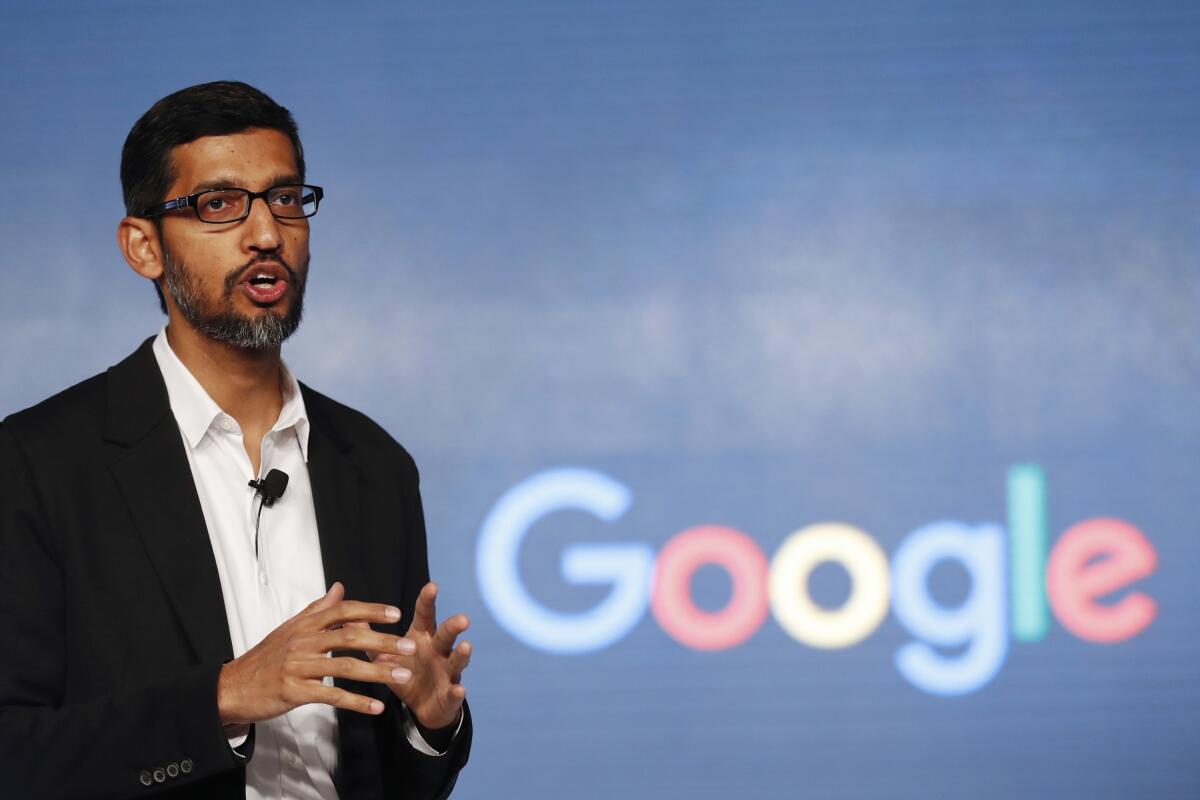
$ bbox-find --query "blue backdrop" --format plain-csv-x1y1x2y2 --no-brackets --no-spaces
2,2,1197,797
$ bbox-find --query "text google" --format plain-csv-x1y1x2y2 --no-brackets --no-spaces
476,465,1157,696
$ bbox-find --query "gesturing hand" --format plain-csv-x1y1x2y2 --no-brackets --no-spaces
354,582,471,731
216,582,416,727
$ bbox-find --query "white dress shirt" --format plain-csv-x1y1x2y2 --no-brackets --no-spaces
151,328,451,800
153,329,339,800
152,326,456,800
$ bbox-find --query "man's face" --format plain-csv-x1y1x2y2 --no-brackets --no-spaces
158,127,310,349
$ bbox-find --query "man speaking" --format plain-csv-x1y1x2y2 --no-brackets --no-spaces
0,82,472,798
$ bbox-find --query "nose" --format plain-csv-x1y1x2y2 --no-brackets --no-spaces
241,195,284,253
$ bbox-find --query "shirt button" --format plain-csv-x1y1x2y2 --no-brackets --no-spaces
138,770,153,786
180,759,194,774
166,762,179,778
285,752,299,767
153,768,166,783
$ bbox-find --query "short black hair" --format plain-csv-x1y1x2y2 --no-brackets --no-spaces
120,81,306,312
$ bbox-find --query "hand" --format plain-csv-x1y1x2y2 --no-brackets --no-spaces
353,582,471,731
216,582,417,727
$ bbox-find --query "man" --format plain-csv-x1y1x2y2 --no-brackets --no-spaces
0,82,472,798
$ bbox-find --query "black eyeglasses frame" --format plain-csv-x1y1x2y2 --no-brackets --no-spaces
143,184,325,224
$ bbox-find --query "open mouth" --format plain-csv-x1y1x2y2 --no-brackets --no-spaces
239,265,290,305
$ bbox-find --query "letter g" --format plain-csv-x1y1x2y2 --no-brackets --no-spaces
476,468,654,653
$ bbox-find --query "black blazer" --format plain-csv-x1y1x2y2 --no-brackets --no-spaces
0,338,471,799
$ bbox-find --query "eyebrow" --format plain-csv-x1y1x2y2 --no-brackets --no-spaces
186,173,304,195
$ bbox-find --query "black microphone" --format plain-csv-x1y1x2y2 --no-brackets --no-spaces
249,468,289,507
249,469,289,561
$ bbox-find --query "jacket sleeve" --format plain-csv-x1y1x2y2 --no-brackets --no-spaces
378,694,473,800
0,424,247,799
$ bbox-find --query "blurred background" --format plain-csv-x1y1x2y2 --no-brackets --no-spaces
2,1,1197,797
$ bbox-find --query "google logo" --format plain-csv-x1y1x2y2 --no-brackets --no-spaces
476,465,1158,696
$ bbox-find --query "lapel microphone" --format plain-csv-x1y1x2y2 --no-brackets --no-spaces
249,469,290,507
249,469,289,562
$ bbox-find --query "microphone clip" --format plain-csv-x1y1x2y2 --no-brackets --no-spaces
249,468,290,508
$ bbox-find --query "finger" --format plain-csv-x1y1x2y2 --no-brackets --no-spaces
315,627,416,658
433,614,470,657
447,640,472,683
300,656,412,687
410,582,438,635
312,683,386,716
342,621,377,661
364,651,403,666
310,600,402,632
302,581,344,614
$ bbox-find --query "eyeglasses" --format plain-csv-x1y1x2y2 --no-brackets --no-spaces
145,184,324,224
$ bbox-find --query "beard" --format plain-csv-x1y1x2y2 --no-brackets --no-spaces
161,250,306,350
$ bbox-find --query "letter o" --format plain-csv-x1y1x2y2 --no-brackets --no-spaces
768,522,890,649
651,526,769,650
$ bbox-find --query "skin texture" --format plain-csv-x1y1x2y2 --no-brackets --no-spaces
116,127,470,732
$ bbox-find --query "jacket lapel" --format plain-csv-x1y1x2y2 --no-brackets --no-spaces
304,410,368,602
302,387,382,798
105,339,233,663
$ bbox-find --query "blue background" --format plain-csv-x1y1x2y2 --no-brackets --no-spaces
2,2,1198,797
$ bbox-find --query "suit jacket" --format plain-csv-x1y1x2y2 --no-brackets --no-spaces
0,338,471,799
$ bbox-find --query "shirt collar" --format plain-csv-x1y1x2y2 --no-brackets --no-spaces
151,326,311,461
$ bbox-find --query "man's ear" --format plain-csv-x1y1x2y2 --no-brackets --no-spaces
117,216,165,282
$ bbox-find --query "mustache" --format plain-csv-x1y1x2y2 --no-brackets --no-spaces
221,257,302,296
